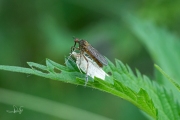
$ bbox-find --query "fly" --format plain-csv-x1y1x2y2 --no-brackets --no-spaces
71,38,108,67
71,37,108,85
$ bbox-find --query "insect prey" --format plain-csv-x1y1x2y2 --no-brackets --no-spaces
71,37,108,85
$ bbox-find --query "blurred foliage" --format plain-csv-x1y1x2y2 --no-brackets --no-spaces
0,0,180,120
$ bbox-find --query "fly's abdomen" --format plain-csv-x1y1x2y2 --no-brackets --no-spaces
85,50,103,67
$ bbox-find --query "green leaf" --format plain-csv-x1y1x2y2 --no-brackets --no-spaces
125,15,180,100
0,57,180,119
155,64,180,92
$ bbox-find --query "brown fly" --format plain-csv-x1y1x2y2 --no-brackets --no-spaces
71,38,108,67
71,37,108,84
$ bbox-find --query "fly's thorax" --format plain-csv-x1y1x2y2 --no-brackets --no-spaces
79,40,89,47
78,40,89,51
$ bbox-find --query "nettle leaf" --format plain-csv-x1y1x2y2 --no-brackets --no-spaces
0,57,180,119
125,15,180,102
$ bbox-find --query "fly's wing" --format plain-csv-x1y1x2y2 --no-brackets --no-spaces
87,45,108,66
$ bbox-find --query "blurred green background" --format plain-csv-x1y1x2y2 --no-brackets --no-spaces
0,0,179,120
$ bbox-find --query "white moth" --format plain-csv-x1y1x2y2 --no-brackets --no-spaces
71,51,108,84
